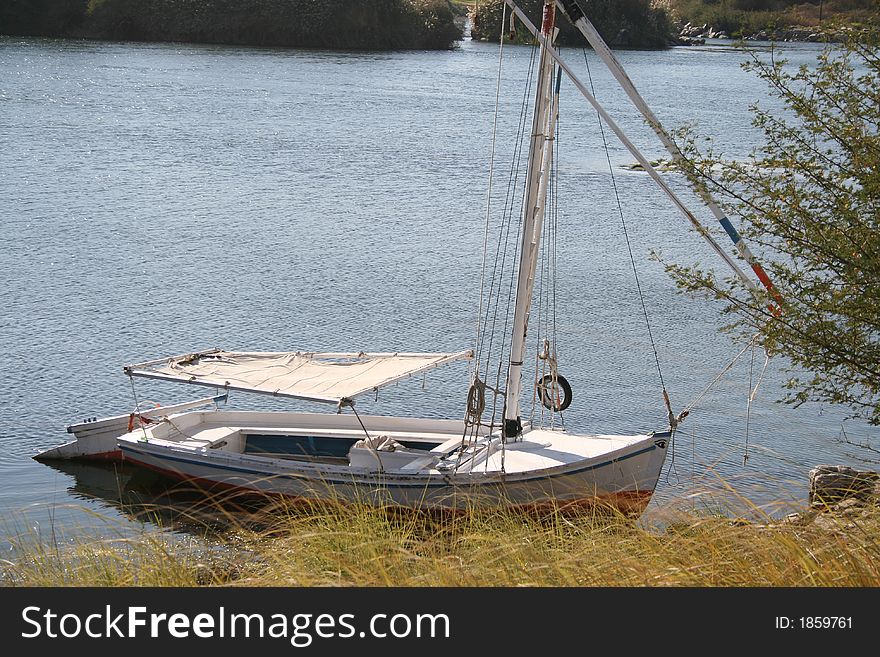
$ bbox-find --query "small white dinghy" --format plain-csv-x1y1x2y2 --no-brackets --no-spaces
34,394,226,462
37,1,779,516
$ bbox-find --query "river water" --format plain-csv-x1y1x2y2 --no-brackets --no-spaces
1,34,876,542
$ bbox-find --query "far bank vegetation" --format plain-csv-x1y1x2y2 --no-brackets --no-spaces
664,0,880,38
0,0,463,50
470,0,675,48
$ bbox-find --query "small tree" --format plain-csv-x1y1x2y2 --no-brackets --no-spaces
668,23,880,423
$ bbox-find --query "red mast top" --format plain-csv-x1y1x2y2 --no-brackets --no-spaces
541,0,556,35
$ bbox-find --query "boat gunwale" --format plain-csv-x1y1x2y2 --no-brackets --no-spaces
118,429,668,488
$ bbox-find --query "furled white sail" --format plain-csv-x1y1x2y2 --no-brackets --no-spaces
124,349,472,405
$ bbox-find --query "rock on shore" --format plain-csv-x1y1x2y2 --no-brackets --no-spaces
674,21,726,44
809,464,880,506
778,465,880,534
671,21,831,45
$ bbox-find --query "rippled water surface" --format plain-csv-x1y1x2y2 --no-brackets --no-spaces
1,35,875,539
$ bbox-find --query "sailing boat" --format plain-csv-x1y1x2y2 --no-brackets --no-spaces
35,0,774,516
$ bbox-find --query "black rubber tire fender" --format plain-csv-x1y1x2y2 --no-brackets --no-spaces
537,373,572,412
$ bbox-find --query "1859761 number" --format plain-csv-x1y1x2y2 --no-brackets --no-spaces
776,617,852,629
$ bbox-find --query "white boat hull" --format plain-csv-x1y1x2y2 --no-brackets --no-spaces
116,410,670,515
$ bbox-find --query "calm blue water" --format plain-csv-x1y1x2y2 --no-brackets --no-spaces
1,34,875,541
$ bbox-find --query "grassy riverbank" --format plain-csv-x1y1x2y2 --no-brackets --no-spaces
0,0,462,50
4,494,879,586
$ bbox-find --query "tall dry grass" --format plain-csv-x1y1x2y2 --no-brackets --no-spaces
3,489,879,586
1,532,237,586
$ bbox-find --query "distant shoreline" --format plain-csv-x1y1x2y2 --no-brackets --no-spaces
3,1,856,53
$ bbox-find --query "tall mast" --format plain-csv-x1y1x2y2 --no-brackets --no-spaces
504,0,558,440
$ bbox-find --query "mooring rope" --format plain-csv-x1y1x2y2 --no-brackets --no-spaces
127,374,150,441
677,334,764,425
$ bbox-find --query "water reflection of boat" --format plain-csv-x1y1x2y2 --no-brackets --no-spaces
41,459,286,535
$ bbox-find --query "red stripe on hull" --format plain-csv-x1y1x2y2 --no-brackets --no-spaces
514,490,654,517
34,450,124,463
80,450,124,462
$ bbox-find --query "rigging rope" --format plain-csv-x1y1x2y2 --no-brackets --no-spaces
472,30,539,433
583,50,673,426
743,343,770,465
475,54,534,381
744,345,755,466
676,334,762,423
664,426,679,485
532,66,563,430
463,9,540,472
486,44,538,465
474,1,508,385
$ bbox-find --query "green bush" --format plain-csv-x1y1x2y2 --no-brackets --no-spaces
471,0,674,48
0,0,89,36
